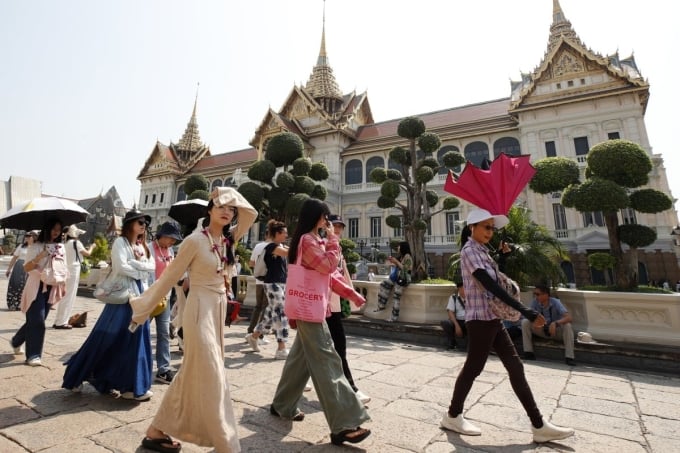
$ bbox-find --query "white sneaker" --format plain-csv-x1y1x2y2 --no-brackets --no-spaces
258,337,270,345
532,418,575,443
9,340,23,355
120,390,153,401
440,413,481,436
274,348,289,360
26,357,42,367
355,390,371,404
245,333,260,352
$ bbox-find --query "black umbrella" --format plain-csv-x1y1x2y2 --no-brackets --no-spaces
168,199,208,227
0,197,90,230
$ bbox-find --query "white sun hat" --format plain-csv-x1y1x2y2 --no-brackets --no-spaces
466,208,509,229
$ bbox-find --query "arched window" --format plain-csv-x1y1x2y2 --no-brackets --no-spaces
438,145,461,174
366,156,384,181
211,179,223,189
464,141,489,167
637,261,648,285
493,137,521,158
345,159,362,185
561,261,575,284
224,177,235,187
176,184,186,202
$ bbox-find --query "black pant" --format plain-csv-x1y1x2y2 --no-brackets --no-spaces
440,318,467,348
448,319,543,428
247,284,267,333
326,311,357,391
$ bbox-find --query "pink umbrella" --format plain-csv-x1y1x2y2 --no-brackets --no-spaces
444,153,536,215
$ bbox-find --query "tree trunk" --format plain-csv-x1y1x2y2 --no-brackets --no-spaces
604,211,631,289
405,228,428,281
628,247,639,289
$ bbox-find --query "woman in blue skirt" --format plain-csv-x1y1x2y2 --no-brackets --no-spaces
62,210,155,400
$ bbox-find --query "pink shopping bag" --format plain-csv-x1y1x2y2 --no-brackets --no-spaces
284,236,332,322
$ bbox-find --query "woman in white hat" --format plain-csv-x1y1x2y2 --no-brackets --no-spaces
52,225,95,329
130,187,256,453
63,210,155,400
440,208,575,444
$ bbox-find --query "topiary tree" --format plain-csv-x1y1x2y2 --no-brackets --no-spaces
529,139,673,290
184,174,209,198
239,132,329,227
371,116,463,282
339,238,361,275
587,252,616,287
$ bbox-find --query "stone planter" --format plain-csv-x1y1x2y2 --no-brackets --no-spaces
556,289,680,347
353,281,455,324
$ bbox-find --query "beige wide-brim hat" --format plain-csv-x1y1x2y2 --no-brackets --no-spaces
209,187,257,242
66,225,86,238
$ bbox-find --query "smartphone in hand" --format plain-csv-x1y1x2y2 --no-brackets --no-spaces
318,228,327,238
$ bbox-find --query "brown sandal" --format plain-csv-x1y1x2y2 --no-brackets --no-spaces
331,427,371,445
141,435,181,453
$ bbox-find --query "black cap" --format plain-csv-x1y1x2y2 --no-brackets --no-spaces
328,214,345,227
123,210,151,226
155,221,183,242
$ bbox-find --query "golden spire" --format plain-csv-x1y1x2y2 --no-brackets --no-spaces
178,84,203,152
548,0,583,50
305,0,343,111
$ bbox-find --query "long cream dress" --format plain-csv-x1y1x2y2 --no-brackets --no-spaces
130,231,239,452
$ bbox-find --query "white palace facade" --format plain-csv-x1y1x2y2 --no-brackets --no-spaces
137,1,680,286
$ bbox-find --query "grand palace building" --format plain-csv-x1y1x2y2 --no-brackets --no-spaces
137,1,680,287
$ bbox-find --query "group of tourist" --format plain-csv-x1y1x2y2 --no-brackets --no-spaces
4,189,576,451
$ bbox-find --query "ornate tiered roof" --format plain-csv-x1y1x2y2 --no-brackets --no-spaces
304,6,343,112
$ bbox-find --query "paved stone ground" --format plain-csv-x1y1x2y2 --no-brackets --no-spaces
0,276,679,452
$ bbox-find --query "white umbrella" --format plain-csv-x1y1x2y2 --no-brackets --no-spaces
0,197,90,230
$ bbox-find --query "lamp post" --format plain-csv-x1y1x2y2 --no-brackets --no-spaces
372,241,379,262
358,239,365,261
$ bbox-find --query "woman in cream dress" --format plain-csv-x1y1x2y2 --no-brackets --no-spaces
130,187,256,453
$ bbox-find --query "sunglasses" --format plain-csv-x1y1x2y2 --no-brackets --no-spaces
137,219,147,226
479,225,497,232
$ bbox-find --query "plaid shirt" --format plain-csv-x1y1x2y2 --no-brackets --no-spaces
298,233,340,275
461,237,500,321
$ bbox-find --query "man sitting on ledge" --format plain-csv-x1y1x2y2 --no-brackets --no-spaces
521,284,576,366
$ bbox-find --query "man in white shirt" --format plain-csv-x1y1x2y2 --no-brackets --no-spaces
246,234,270,343
440,282,467,350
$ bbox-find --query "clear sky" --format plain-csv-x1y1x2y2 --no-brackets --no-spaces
1,0,678,215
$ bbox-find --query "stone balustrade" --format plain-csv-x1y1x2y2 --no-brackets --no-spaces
555,289,680,347
238,275,680,347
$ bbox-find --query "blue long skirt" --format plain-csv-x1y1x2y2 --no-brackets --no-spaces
62,302,152,397
7,259,27,310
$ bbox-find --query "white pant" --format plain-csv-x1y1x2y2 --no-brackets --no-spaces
54,264,81,326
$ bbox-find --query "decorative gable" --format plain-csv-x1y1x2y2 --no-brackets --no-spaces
552,49,586,77
510,37,648,112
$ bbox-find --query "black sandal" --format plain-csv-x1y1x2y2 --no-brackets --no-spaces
330,427,371,445
141,435,181,453
270,404,305,421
